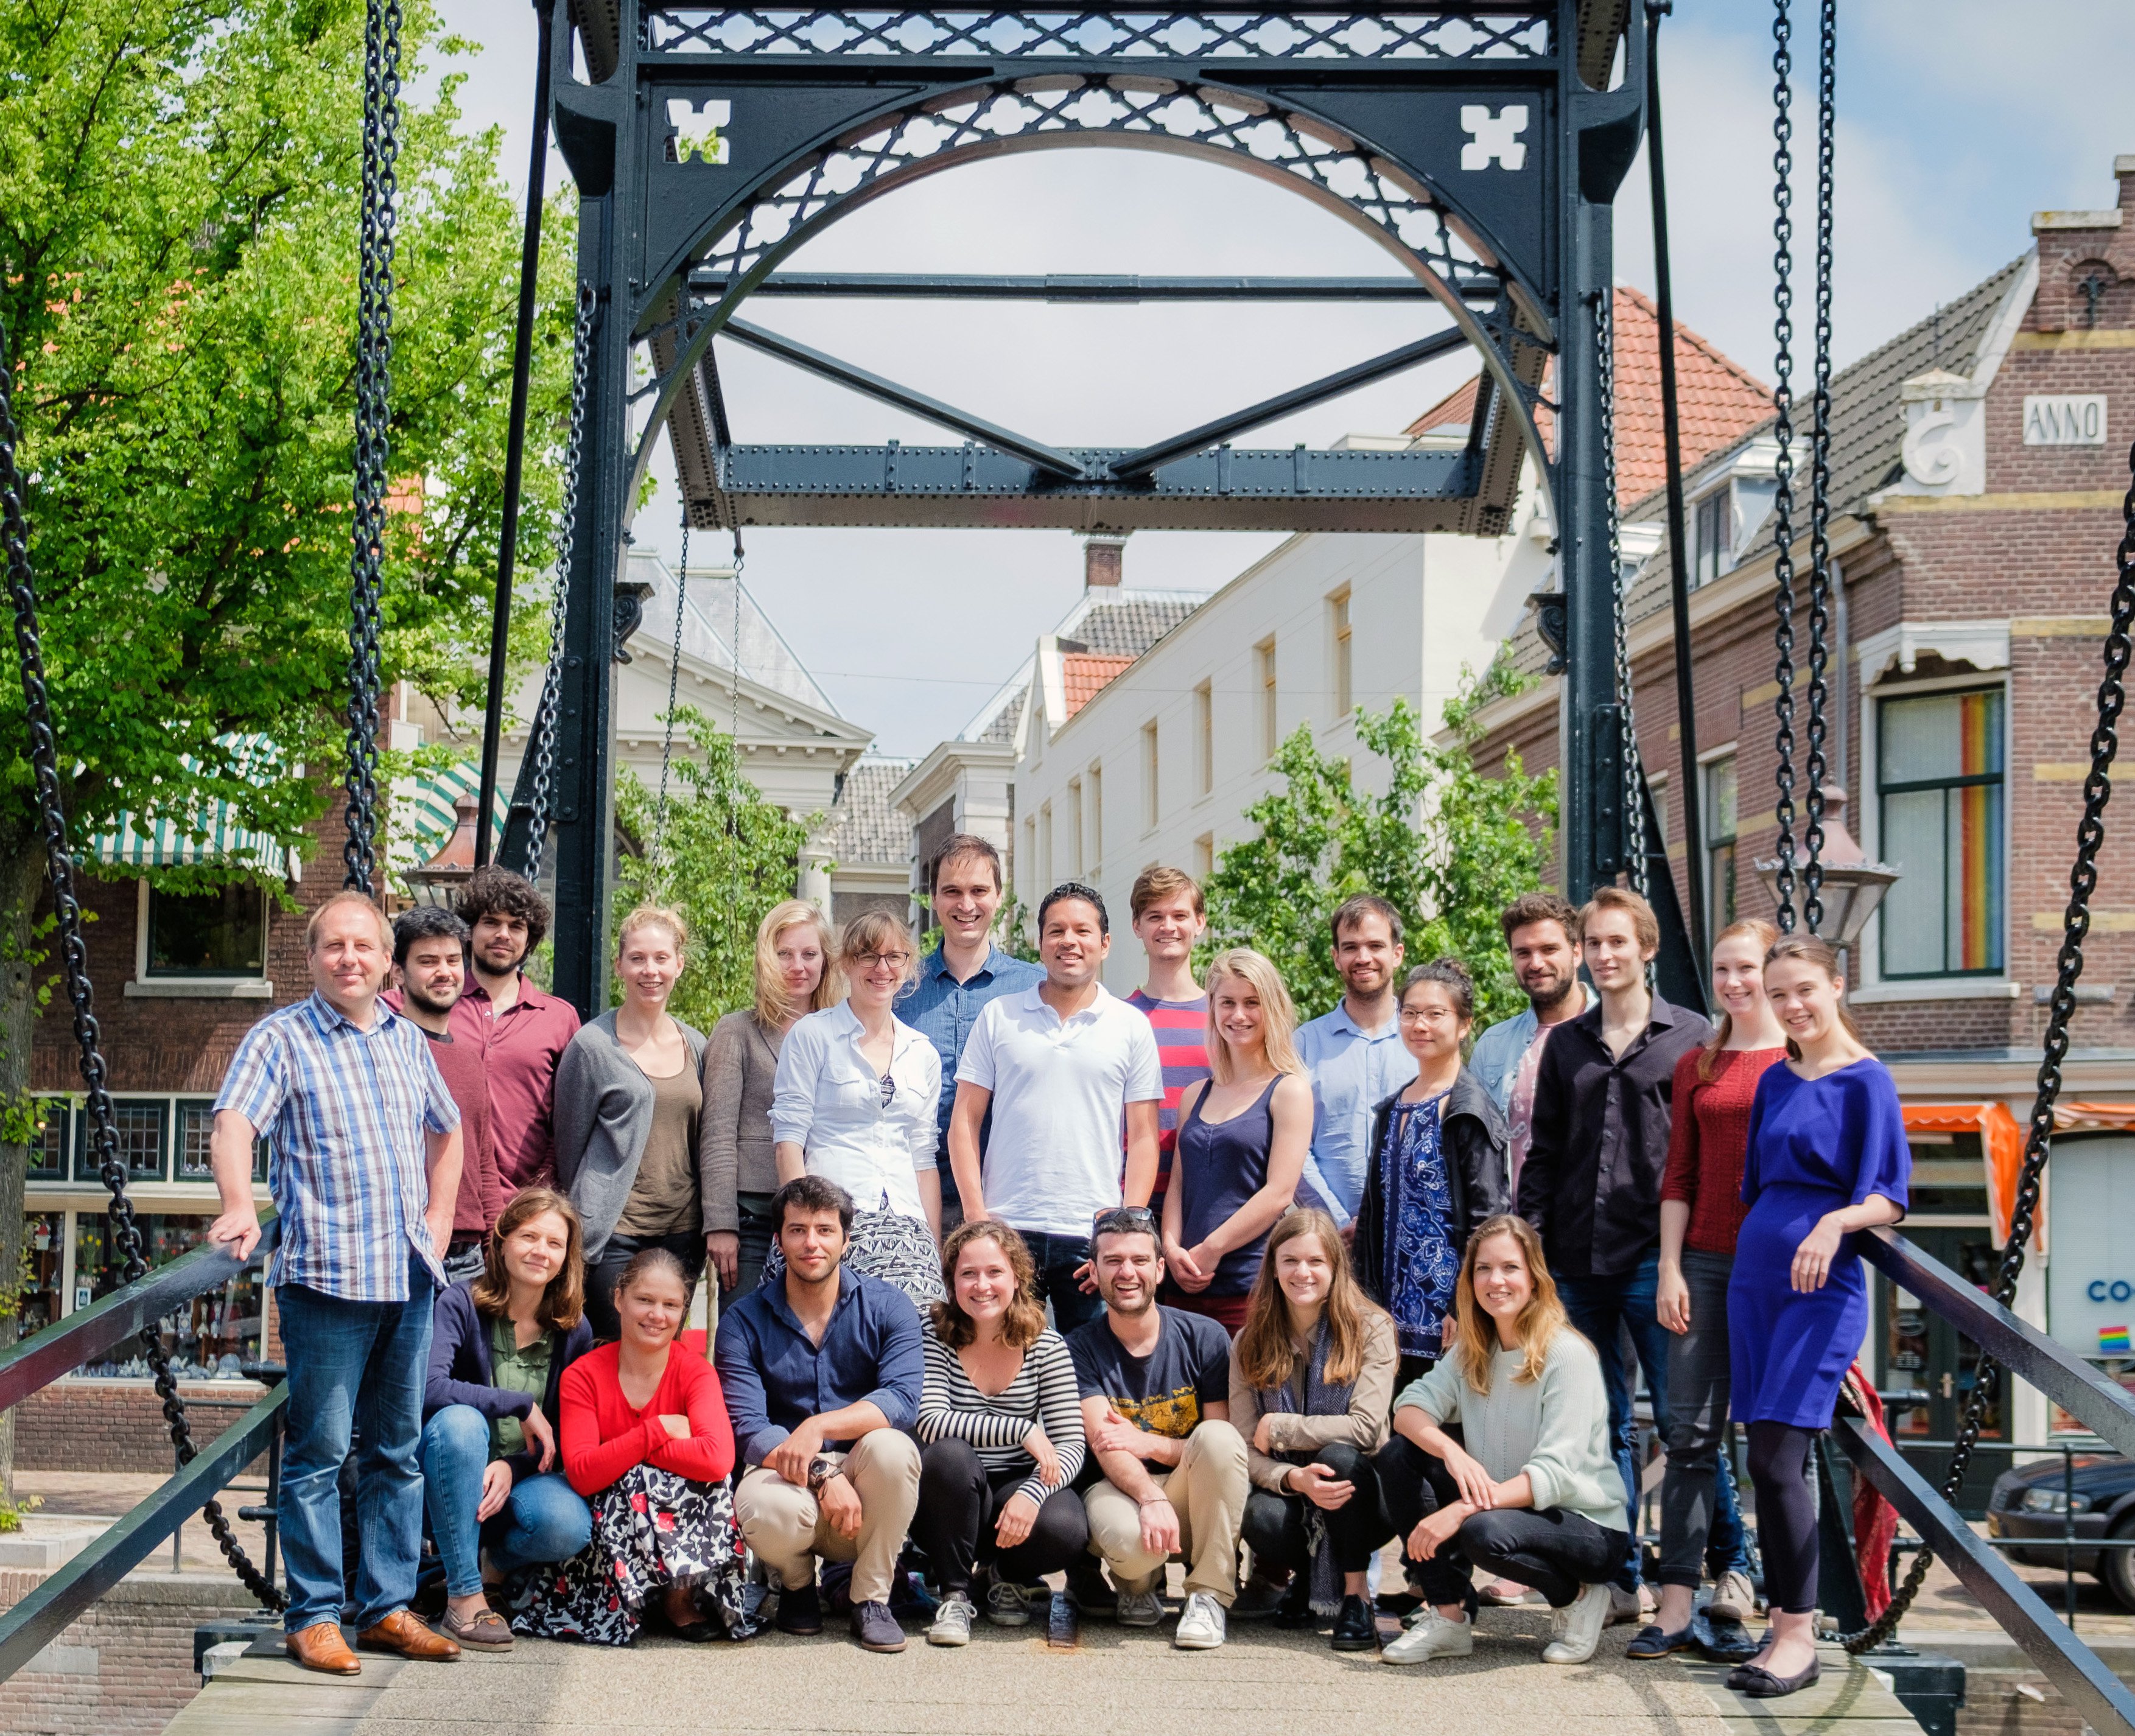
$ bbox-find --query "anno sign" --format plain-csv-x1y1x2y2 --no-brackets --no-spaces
2022,394,2107,446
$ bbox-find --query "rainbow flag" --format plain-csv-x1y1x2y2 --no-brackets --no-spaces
2100,1325,2133,1356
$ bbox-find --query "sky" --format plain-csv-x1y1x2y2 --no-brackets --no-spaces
420,1,2135,756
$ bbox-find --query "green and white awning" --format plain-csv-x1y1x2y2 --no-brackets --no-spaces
389,758,510,875
85,737,300,879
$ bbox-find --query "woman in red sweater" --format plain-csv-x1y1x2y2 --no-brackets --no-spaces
1635,919,1783,1659
511,1247,747,1645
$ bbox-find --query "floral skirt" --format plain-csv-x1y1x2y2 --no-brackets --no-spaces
508,1464,748,1647
761,1205,945,1305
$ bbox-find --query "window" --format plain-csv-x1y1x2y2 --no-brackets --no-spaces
1257,636,1278,760
1142,721,1160,830
1328,589,1353,715
176,1101,219,1180
1089,763,1103,874
1022,814,1037,899
28,1099,66,1181
74,1099,167,1183
1693,486,1733,586
1067,778,1084,876
1704,754,1738,941
1195,681,1213,796
1194,832,1215,881
1039,802,1053,889
1879,687,2006,978
144,882,267,978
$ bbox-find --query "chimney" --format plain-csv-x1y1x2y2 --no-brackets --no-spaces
1082,533,1126,590
2028,155,2134,332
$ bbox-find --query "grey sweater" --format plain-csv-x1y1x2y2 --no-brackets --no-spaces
553,1010,709,1260
1393,1326,1625,1531
699,1009,785,1229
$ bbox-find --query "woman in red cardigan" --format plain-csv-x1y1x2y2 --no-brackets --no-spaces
510,1247,748,1645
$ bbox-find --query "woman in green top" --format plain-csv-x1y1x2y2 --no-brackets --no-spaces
421,1189,599,1651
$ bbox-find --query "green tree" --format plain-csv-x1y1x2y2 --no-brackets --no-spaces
1202,663,1557,1032
610,707,813,1033
0,1,572,1487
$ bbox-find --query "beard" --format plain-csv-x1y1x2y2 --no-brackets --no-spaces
1526,971,1576,1013
404,982,460,1018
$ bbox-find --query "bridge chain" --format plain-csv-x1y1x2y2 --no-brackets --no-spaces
1767,0,1799,932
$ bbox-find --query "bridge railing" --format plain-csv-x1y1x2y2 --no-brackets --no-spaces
0,1214,284,1683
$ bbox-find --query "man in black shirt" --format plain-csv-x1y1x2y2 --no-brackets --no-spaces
1516,887,1712,1617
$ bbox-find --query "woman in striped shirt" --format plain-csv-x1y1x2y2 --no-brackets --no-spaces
913,1220,1090,1645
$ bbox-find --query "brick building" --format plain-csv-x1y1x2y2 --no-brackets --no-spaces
1459,154,2135,1475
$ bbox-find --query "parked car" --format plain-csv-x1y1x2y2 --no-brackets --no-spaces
1986,1452,2135,1611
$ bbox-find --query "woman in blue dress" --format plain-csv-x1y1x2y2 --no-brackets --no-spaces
1727,934,1909,1699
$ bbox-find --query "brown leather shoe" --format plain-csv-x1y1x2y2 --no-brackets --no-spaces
356,1608,462,1661
286,1622,362,1675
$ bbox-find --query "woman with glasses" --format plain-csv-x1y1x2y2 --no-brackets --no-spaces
768,909,945,1303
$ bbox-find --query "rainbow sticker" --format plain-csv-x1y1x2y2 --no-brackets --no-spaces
2101,1325,2133,1356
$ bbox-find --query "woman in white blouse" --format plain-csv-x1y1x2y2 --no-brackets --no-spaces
770,909,945,1301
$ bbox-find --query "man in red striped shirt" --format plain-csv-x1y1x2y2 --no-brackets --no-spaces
1124,867,1210,1208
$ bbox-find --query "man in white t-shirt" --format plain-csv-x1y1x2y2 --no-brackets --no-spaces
948,882,1162,1334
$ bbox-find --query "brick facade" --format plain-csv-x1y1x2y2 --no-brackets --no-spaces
11,1381,268,1476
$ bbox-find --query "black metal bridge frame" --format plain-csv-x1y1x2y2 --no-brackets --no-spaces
505,1,1649,1009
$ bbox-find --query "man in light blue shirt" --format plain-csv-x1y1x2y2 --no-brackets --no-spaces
1294,895,1417,1225
1465,892,1596,1194
897,833,1042,1231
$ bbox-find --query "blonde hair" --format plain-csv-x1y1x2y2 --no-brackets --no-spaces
615,903,688,956
1130,864,1205,920
1202,947,1303,1085
1699,917,1780,1082
306,890,393,952
1451,1215,1572,1395
1235,1209,1385,1391
754,899,840,1027
836,908,920,992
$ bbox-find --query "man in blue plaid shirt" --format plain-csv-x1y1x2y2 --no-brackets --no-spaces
208,891,467,1676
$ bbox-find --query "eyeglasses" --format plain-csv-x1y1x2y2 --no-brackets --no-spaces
851,950,913,970
1398,1007,1450,1024
1091,1206,1158,1236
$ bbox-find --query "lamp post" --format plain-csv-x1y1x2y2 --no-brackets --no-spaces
405,792,480,910
1753,786,1901,957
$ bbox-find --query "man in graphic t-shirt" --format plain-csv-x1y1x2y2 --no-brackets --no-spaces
1124,866,1211,1209
1066,1208,1246,1651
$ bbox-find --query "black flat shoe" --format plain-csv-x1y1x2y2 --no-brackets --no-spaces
1694,1612,1759,1664
1275,1574,1316,1631
1727,1658,1821,1698
1625,1623,1696,1660
1330,1594,1379,1652
775,1584,823,1637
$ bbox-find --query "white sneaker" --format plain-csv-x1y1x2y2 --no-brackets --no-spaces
1381,1609,1473,1665
1116,1587,1165,1628
1173,1591,1227,1650
1709,1571,1758,1625
1542,1583,1612,1665
928,1594,975,1647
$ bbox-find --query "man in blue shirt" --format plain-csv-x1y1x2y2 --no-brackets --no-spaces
717,1176,926,1653
1295,895,1417,1226
899,834,1042,1233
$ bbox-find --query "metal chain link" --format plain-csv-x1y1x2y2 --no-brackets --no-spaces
1843,435,2135,1653
1767,0,1800,933
1801,0,1836,934
0,332,282,1609
650,522,689,880
343,0,402,894
524,282,598,887
1593,290,1646,900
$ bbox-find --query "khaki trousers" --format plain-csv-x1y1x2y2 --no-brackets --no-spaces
735,1430,922,1606
1082,1419,1247,1606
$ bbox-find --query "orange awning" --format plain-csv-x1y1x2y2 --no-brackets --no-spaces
1901,1103,2027,1246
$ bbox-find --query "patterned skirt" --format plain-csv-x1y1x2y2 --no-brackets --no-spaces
508,1464,749,1647
760,1205,945,1304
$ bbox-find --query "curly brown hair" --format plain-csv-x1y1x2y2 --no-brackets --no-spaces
930,1220,1048,1350
457,865,550,953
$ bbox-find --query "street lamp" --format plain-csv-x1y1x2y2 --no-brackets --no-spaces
405,791,480,910
1752,786,1901,955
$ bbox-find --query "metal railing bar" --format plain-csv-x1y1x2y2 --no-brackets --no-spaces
0,1213,279,1415
0,1384,286,1684
1862,1228,2135,1458
1835,1416,2135,1736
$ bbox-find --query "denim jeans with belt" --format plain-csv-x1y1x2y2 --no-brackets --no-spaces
1018,1230,1103,1335
277,1256,434,1633
418,1404,593,1598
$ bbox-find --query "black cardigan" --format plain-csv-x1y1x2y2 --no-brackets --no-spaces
424,1281,595,1486
1353,1068,1510,1306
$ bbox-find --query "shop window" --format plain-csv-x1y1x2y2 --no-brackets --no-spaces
19,1213,61,1340
27,1099,67,1181
72,1099,167,1183
1878,687,2006,978
75,1214,262,1377
145,882,267,979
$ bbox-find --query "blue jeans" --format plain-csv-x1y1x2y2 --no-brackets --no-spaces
1555,1250,1750,1591
419,1405,592,1598
1019,1231,1104,1335
277,1258,434,1633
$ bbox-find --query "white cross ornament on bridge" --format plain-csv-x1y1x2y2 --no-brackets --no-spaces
1459,104,1529,171
667,98,732,165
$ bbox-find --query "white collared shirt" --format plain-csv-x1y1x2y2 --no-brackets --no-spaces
770,1003,941,1220
955,981,1163,1236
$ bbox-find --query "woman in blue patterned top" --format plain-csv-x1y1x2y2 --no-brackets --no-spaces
1354,959,1509,1379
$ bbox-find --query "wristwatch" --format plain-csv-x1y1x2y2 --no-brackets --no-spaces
806,1455,839,1492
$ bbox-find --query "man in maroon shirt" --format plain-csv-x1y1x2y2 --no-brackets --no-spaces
452,867,580,1192
387,908,503,1286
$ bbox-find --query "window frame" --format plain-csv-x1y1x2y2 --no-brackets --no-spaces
1255,635,1278,761
1328,588,1353,717
1141,719,1160,832
1692,484,1734,586
1700,746,1739,944
136,878,270,984
73,1096,170,1184
1194,679,1214,798
1088,762,1103,877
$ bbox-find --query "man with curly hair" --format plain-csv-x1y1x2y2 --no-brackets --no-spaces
455,866,580,1192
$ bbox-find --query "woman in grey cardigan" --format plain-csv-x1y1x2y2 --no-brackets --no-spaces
698,900,838,1298
553,905,710,1340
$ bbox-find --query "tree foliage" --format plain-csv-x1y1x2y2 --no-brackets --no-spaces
1201,659,1558,1031
611,707,813,1034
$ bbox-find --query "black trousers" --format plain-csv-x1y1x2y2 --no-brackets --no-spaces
1378,1435,1627,1612
584,1230,706,1342
1747,1421,1820,1616
911,1437,1091,1592
1240,1440,1397,1577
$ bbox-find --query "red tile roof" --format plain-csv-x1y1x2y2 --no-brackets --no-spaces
1403,288,1772,508
1062,651,1136,719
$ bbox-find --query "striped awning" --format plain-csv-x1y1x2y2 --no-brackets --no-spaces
388,758,510,878
85,738,299,879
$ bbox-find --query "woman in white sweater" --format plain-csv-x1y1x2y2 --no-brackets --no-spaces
1378,1214,1625,1668
911,1220,1089,1646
